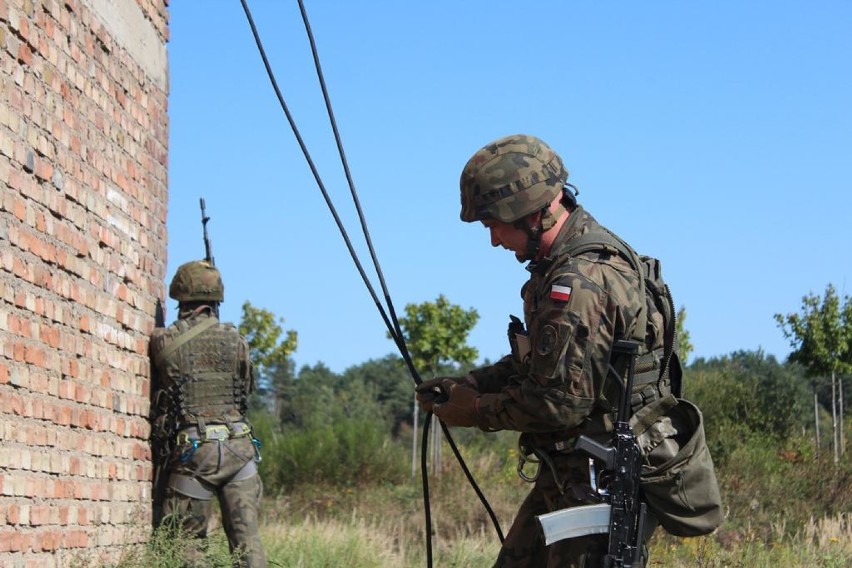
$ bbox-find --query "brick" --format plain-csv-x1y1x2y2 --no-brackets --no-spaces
39,530,61,551
29,505,49,526
5,504,19,524
0,0,170,563
0,529,21,552
17,43,32,65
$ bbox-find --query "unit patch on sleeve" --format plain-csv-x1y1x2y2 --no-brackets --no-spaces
549,284,572,302
536,324,558,356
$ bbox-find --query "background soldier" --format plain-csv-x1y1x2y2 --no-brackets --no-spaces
417,134,680,567
150,260,267,567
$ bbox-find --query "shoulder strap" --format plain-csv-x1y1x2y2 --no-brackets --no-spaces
558,230,682,399
153,316,218,371
556,230,647,344
661,282,680,397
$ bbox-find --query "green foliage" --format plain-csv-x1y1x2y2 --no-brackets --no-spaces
688,350,811,463
251,400,408,492
716,432,852,532
394,294,479,376
676,305,694,364
105,520,237,568
774,284,852,463
287,362,339,426
775,283,852,378
238,300,298,380
260,356,296,417
342,355,414,434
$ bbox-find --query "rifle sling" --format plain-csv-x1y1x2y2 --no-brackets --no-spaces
153,317,217,371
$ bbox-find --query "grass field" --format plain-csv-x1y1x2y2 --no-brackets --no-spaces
102,434,852,568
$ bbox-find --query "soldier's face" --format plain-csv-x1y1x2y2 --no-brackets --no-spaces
482,219,528,260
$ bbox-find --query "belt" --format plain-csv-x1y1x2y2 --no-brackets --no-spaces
175,422,252,445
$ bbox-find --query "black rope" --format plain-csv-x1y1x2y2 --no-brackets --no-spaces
238,1,504,564
237,0,407,361
421,411,434,567
292,2,504,539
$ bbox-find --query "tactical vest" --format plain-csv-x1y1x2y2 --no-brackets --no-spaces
542,227,681,411
158,315,250,428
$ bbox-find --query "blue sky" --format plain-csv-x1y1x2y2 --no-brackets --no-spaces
166,1,852,374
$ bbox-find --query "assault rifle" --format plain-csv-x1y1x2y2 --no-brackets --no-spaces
537,339,649,568
200,197,214,266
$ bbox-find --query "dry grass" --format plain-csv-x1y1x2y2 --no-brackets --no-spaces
255,441,852,568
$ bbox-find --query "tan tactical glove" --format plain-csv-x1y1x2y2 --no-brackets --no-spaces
432,379,482,428
415,375,477,413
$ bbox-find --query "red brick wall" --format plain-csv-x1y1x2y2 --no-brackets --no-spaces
0,0,169,565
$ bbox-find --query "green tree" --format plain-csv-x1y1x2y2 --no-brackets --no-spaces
393,295,479,475
689,350,811,464
775,284,852,463
676,305,694,365
342,355,411,434
237,301,298,412
267,358,296,421
393,294,480,377
286,362,345,427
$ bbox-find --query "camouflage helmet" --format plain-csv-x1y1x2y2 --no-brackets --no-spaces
169,260,224,303
460,134,569,223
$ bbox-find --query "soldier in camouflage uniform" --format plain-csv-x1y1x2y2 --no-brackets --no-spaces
417,134,674,567
150,260,267,568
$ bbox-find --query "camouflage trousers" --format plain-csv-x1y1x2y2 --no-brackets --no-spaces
162,434,267,568
494,451,656,568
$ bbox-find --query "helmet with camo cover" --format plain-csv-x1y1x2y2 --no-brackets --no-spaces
169,260,224,303
460,134,569,223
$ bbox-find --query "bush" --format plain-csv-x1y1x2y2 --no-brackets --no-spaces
252,407,408,494
701,430,852,560
687,351,812,465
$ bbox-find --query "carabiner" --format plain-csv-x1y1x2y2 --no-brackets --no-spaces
516,438,540,483
179,439,200,463
251,437,263,463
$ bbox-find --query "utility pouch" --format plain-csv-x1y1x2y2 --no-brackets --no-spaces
508,315,531,367
630,395,723,537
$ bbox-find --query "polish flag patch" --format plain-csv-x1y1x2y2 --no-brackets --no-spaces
550,284,572,302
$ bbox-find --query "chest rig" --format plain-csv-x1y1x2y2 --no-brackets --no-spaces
158,316,250,428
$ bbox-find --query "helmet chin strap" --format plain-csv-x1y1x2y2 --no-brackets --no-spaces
514,202,566,263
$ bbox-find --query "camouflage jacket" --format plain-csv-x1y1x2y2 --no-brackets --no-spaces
470,206,667,439
150,309,255,429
